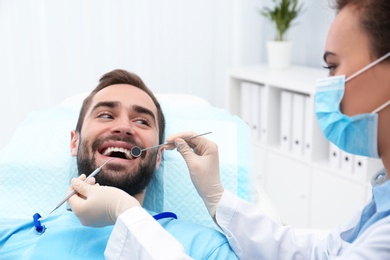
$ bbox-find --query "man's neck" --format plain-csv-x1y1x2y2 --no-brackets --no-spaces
134,190,145,206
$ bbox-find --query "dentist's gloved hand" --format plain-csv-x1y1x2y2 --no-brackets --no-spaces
67,174,140,227
165,132,224,217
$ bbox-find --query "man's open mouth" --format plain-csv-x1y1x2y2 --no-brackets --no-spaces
101,147,134,160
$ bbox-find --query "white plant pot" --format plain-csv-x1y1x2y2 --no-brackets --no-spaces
267,41,293,69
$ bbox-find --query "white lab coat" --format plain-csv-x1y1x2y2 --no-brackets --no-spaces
105,207,238,259
105,207,192,259
216,189,390,259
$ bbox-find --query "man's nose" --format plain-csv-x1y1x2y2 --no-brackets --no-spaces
111,117,134,136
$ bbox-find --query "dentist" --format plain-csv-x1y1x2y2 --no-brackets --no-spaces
167,0,390,258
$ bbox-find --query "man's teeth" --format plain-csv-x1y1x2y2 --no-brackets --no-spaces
102,147,133,159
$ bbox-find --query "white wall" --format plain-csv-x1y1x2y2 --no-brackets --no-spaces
260,0,334,67
0,0,333,148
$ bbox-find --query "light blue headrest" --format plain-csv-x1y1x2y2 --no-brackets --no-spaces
144,102,255,228
0,104,80,219
0,94,255,228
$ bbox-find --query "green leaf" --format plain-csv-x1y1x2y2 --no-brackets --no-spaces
258,0,304,41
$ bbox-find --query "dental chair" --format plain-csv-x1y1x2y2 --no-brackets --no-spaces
0,92,280,229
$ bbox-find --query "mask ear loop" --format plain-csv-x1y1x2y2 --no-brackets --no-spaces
346,52,390,82
371,100,390,114
344,52,390,114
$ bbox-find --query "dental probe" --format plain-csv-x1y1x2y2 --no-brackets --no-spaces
130,131,212,158
39,158,114,220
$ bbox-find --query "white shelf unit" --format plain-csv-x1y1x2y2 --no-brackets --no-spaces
227,65,383,229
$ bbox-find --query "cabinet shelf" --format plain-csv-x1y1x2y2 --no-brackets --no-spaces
227,64,383,229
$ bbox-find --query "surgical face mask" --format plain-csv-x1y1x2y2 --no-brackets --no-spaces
315,52,390,158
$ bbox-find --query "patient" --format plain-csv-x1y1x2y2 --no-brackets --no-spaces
0,69,237,259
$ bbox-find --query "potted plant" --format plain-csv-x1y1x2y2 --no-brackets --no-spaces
259,0,304,69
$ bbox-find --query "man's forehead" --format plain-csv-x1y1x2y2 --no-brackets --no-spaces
91,84,157,113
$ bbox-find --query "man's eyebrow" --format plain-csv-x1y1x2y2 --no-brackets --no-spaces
323,51,336,63
91,101,120,113
132,105,156,123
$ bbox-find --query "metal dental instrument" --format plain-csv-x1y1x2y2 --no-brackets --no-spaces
39,158,114,221
130,131,212,158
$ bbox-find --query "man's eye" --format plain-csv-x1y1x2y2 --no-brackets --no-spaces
97,112,113,119
135,118,150,126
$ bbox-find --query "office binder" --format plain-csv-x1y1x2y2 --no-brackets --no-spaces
259,85,268,142
240,81,253,128
354,155,369,182
291,93,305,156
251,84,260,140
280,90,292,152
303,95,313,160
329,143,342,170
340,150,354,174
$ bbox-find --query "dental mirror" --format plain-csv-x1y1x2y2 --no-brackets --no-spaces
130,131,212,158
130,146,142,157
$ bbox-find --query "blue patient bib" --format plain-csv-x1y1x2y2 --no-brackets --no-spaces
0,211,112,260
0,210,237,259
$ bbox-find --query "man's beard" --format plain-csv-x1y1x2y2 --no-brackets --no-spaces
76,135,158,196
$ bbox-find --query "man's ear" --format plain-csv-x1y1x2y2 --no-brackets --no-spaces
155,146,164,170
70,130,79,156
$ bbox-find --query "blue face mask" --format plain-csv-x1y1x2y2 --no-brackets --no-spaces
315,52,390,158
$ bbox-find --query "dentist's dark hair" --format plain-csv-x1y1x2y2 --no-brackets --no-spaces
332,0,390,60
75,69,165,144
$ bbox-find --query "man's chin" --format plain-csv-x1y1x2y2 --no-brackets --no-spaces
98,155,137,167
105,162,134,172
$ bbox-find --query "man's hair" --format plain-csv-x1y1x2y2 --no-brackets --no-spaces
332,0,390,59
75,69,165,143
